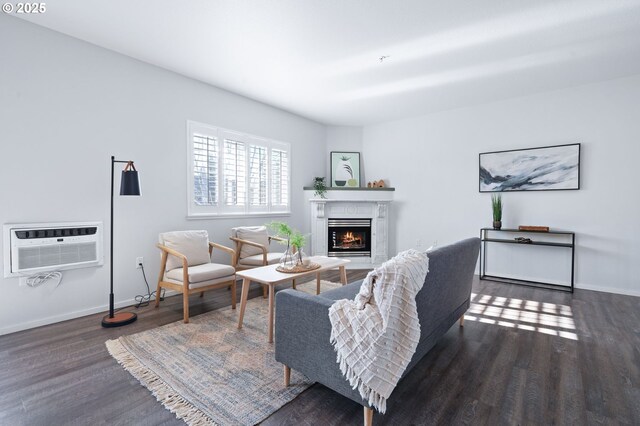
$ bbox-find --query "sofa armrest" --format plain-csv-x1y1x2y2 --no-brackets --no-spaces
275,289,365,405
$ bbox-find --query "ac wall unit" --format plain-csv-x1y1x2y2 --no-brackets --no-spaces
3,222,104,278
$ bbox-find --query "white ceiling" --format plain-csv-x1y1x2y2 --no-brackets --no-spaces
14,0,640,125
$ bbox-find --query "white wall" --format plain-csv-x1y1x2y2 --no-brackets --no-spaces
363,74,640,296
0,16,326,335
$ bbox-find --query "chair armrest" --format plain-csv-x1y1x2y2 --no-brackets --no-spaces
229,237,268,253
209,242,236,265
156,243,188,270
229,237,268,267
269,235,287,244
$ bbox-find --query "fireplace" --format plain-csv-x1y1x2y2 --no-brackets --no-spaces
327,218,372,257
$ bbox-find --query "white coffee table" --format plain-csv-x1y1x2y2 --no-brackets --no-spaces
236,256,350,343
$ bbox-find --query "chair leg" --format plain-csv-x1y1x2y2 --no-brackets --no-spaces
154,282,162,308
292,279,296,290
459,315,465,327
183,290,190,323
283,365,291,387
364,407,373,426
231,280,237,309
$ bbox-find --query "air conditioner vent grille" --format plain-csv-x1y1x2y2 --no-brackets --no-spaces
18,243,97,271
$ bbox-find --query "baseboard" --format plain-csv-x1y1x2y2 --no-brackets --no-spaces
574,283,640,297
0,289,181,336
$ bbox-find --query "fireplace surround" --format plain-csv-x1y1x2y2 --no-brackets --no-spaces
306,188,393,268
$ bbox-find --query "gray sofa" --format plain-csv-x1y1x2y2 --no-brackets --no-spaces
275,237,480,425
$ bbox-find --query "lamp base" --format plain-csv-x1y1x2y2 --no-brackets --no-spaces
101,311,137,328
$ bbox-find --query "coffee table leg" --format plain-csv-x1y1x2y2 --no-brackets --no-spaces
268,284,275,343
316,272,321,295
340,266,348,285
237,278,251,329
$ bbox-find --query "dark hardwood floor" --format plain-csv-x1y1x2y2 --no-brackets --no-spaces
1,272,638,425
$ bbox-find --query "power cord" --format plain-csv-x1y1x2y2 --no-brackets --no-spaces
134,263,165,308
19,271,63,288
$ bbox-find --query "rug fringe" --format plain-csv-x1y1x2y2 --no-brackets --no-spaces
106,339,217,426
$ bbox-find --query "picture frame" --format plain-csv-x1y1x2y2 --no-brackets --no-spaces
479,143,580,192
330,151,361,188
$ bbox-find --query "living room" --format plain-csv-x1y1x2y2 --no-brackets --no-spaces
1,1,639,425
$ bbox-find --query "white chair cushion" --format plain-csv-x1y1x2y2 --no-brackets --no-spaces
235,226,270,259
160,230,210,271
238,252,283,266
166,262,235,283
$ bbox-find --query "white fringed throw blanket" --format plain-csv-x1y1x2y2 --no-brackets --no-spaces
328,249,429,413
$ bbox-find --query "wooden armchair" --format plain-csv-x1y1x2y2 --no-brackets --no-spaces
156,230,236,323
229,226,288,297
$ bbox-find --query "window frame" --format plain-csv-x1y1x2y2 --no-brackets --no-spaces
187,120,291,219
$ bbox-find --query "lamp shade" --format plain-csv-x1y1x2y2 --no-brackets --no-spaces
120,164,141,196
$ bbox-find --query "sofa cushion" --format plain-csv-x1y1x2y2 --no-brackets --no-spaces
238,252,283,266
235,226,270,259
166,262,235,283
160,230,210,271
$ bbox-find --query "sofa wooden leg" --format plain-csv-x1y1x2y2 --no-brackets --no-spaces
459,315,465,327
199,291,204,298
364,406,373,426
283,365,291,387
262,284,268,299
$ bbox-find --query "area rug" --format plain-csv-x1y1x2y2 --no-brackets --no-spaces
106,280,341,426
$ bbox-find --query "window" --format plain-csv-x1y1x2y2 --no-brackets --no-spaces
188,121,291,217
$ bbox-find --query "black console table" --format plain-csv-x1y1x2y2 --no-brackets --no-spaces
479,228,575,292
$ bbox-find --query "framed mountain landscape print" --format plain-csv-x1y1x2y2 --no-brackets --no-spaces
479,143,580,192
330,151,361,187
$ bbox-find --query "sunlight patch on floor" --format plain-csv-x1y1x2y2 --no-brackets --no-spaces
466,293,578,340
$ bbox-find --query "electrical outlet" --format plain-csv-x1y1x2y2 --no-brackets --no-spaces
136,257,144,268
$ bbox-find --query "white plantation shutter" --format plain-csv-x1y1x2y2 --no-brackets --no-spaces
223,139,246,206
188,121,290,217
271,148,289,207
192,133,218,206
249,145,268,206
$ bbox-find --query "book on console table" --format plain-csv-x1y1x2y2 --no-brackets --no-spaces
518,225,550,232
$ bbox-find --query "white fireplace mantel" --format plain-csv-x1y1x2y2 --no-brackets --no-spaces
305,189,394,268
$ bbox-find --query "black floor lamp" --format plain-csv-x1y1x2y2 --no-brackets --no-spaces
102,156,141,328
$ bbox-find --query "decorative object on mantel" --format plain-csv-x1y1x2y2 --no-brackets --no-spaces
479,143,580,192
330,151,360,187
367,179,386,188
313,177,327,199
518,225,550,232
491,194,502,230
268,221,312,271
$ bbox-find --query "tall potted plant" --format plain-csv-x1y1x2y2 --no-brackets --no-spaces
492,194,503,230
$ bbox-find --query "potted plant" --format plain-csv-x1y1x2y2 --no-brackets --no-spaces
313,177,327,198
289,232,308,266
492,194,503,230
268,221,308,268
